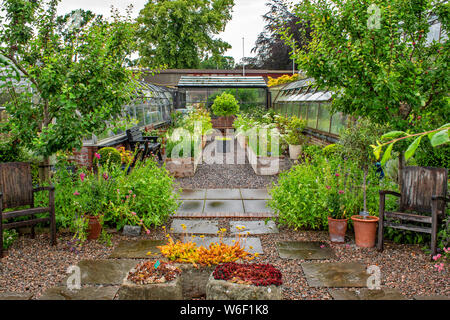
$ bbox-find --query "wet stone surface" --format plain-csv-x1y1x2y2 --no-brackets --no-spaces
206,189,242,200
0,292,33,300
276,241,336,260
240,189,270,200
109,240,165,259
204,200,244,213
329,288,407,300
230,220,279,235
177,200,204,213
179,189,206,200
39,286,119,300
184,237,264,254
122,225,141,237
243,200,273,214
62,260,138,285
171,219,219,234
301,262,369,288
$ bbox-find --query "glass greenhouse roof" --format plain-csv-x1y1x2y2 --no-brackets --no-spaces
275,78,333,103
178,76,267,88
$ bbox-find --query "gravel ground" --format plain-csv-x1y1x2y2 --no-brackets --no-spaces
1,218,448,300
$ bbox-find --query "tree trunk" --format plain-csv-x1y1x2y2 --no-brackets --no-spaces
363,168,368,213
38,156,51,183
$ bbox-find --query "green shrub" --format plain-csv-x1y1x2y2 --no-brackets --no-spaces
211,92,240,117
2,229,18,250
96,147,122,167
322,144,343,159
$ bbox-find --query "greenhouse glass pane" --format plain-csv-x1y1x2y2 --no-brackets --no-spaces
331,112,347,135
307,103,318,129
317,104,331,132
135,104,145,126
287,103,294,116
299,103,307,120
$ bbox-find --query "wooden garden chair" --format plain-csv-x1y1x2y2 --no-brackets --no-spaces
0,162,56,258
378,166,448,257
126,127,162,161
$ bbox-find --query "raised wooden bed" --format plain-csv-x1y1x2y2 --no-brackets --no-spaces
246,144,283,176
165,143,202,178
211,115,235,131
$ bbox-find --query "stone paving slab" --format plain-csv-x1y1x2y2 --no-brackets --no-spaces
171,219,219,234
62,260,138,285
177,200,204,214
204,200,245,214
329,288,407,300
39,286,119,300
230,220,278,235
180,189,206,200
301,262,369,288
184,237,264,254
0,292,33,300
243,200,273,214
109,240,165,259
206,189,242,200
240,189,270,200
276,241,336,260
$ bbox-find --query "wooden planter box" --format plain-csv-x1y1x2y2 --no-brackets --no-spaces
206,274,282,300
211,116,235,130
165,144,202,178
246,145,283,176
119,273,183,300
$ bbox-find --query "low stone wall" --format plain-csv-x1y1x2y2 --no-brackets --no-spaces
206,274,282,300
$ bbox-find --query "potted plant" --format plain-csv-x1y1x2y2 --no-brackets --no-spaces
324,171,348,243
211,92,240,129
340,119,387,247
283,116,307,160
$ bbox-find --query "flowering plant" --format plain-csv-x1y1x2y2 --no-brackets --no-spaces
432,248,449,273
127,260,181,284
213,262,282,286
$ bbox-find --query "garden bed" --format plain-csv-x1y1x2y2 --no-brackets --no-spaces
165,145,203,178
246,144,283,176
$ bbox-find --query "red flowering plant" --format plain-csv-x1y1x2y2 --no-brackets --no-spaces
213,262,282,286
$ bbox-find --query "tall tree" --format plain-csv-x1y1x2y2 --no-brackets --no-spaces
137,0,235,69
0,0,137,172
286,0,449,131
199,55,235,69
251,0,311,70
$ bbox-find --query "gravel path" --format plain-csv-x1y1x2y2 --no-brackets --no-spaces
1,219,448,300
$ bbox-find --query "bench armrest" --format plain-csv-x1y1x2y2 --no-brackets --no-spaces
33,186,55,193
142,136,159,143
432,195,450,202
379,190,401,197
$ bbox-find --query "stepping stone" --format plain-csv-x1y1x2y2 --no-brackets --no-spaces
276,241,336,260
39,286,119,300
184,237,264,254
413,295,450,300
177,200,204,213
301,262,369,287
171,219,219,234
0,292,33,300
230,220,278,235
329,288,407,300
240,189,270,200
243,200,273,214
206,189,242,200
109,240,165,259
204,200,244,214
62,260,138,285
180,189,206,200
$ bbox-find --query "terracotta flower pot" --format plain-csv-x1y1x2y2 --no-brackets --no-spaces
351,215,379,248
327,217,348,243
87,216,102,240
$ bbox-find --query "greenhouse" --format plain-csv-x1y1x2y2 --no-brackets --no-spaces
271,78,347,138
177,76,269,112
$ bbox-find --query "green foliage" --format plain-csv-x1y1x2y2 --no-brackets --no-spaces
2,229,18,250
0,3,138,159
287,0,449,131
96,147,122,168
137,0,235,68
322,144,342,159
211,92,240,117
199,55,235,69
283,116,307,145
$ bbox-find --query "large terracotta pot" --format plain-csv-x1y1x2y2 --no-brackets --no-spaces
87,216,102,240
351,215,379,248
327,217,348,243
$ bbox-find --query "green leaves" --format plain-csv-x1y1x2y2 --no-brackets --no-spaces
404,136,423,161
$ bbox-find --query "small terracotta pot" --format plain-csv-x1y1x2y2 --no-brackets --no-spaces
351,215,379,248
327,217,348,243
87,216,102,240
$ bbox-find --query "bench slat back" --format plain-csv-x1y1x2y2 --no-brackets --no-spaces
400,166,448,215
0,162,33,209
126,127,143,143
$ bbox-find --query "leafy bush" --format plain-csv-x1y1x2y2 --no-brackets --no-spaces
2,229,18,250
211,92,240,117
322,144,342,159
96,147,122,167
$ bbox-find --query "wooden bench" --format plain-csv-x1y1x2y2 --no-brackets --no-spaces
126,127,162,162
0,162,56,258
378,166,448,257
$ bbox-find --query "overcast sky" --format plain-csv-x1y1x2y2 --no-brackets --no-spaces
57,0,267,62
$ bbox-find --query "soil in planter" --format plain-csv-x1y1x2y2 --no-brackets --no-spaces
213,262,282,286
